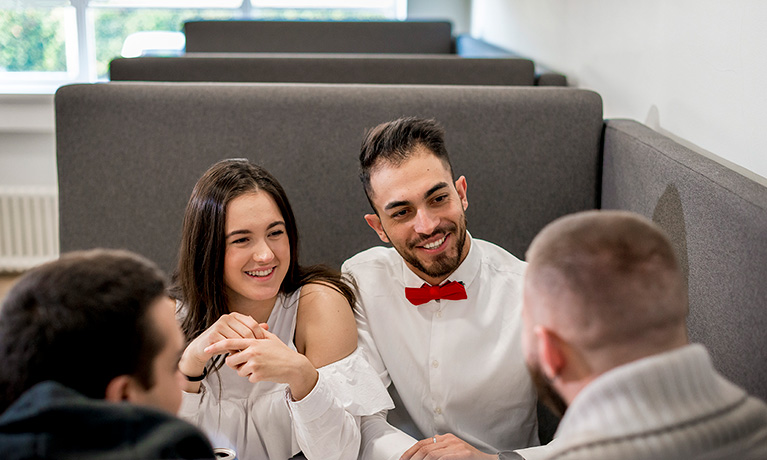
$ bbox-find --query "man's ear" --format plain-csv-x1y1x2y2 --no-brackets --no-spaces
104,375,132,403
364,213,390,243
534,325,566,381
455,176,468,211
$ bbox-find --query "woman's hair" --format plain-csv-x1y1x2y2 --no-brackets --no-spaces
173,159,355,345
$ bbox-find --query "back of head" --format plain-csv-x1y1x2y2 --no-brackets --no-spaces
525,210,689,371
359,117,453,207
0,249,167,413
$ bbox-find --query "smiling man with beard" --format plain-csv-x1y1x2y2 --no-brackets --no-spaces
515,210,767,460
343,117,539,460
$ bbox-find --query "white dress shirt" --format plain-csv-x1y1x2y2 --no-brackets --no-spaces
516,344,767,460
178,288,394,460
343,235,539,460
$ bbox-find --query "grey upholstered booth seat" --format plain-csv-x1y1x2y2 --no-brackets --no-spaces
55,83,602,275
601,119,767,403
455,35,567,86
56,83,600,443
180,20,568,86
109,54,536,86
184,20,454,54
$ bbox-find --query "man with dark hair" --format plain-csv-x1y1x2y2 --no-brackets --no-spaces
0,249,215,459
515,210,767,459
343,117,539,459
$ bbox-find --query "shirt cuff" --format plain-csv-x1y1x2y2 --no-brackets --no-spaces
286,371,334,424
178,384,205,418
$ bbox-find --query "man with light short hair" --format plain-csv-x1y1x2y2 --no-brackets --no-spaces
515,210,767,460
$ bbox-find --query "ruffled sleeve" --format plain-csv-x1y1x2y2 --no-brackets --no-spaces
320,346,394,414
286,347,394,460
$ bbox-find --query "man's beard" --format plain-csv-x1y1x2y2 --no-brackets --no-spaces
527,360,568,419
393,215,468,280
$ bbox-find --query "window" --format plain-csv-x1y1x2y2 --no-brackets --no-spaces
0,0,407,93
1,0,73,90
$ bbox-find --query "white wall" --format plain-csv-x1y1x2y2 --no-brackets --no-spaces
0,95,57,188
471,0,767,182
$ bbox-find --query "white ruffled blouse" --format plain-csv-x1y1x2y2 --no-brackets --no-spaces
177,288,394,460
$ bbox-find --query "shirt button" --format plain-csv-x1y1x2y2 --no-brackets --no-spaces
435,407,442,415
432,360,439,368
435,311,443,318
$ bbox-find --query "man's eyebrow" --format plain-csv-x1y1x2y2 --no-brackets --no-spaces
383,182,450,212
425,182,449,198
384,199,410,212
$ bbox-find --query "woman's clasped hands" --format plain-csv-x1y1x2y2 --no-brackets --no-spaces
181,312,318,400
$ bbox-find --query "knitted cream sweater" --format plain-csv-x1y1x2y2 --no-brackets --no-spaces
517,344,767,460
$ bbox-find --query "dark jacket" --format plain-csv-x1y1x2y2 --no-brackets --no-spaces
0,381,214,460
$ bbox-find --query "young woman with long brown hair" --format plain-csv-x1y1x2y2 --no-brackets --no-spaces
173,159,392,460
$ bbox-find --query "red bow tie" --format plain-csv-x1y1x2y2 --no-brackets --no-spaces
405,281,467,306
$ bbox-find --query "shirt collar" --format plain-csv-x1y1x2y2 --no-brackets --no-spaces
400,231,480,290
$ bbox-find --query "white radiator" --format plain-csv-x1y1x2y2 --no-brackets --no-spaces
0,186,59,272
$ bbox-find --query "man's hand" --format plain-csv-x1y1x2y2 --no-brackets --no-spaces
400,433,498,460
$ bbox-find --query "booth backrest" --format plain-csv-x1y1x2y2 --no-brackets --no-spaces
109,54,536,86
55,83,603,276
601,119,767,402
454,35,567,86
184,20,454,54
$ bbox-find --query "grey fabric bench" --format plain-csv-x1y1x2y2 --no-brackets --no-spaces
182,20,567,85
109,54,536,86
601,119,767,404
455,35,567,86
55,83,600,273
184,20,454,54
54,82,767,440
